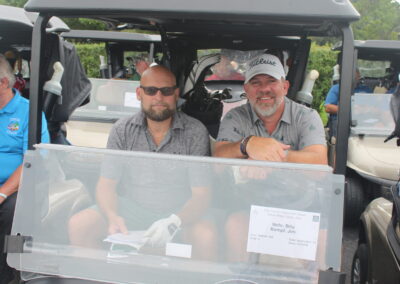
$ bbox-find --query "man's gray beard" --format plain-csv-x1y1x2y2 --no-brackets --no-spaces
142,105,175,122
253,96,284,118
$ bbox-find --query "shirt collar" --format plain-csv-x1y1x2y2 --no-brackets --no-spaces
0,89,21,114
248,97,292,125
131,110,184,130
248,103,261,125
280,97,292,125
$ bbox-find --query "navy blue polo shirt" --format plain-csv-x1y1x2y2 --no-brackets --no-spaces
0,90,49,186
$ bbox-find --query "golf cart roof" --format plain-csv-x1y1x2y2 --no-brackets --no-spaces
0,4,69,47
61,30,161,43
25,0,359,37
354,40,400,62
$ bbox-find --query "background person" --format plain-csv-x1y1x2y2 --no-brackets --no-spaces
4,49,26,93
325,68,372,139
0,54,49,284
206,55,244,81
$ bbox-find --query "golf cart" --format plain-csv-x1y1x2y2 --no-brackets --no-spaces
350,76,400,284
0,4,70,100
0,4,93,145
329,40,400,225
5,0,361,283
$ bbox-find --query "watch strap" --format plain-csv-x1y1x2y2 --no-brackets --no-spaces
240,135,253,156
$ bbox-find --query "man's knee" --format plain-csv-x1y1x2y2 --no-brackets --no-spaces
225,212,249,234
190,220,217,244
68,208,104,244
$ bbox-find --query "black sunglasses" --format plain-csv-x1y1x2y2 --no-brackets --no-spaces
140,85,177,96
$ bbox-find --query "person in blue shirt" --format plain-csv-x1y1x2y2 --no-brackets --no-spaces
324,69,372,139
0,54,49,284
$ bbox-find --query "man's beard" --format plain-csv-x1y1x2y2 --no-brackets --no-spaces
142,103,175,122
253,95,284,117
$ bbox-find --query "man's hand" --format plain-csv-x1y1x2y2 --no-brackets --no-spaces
108,215,128,235
0,196,6,205
143,214,181,247
325,104,338,114
246,136,290,162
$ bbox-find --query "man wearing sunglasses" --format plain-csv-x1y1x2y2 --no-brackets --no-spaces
69,65,217,260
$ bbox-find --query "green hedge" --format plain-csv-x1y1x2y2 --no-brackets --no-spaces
75,42,337,123
75,43,106,78
307,43,338,124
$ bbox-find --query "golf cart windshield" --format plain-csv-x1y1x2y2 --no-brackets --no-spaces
358,60,391,78
70,78,141,122
351,93,394,136
8,144,344,283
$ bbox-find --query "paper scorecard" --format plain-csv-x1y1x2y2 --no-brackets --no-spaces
165,242,192,259
104,230,147,250
104,230,192,259
247,205,321,261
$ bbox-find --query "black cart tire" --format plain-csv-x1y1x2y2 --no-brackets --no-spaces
344,175,365,226
351,243,369,284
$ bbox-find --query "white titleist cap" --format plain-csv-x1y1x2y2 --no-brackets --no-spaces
245,54,286,83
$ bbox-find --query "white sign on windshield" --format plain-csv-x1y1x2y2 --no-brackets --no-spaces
247,205,320,261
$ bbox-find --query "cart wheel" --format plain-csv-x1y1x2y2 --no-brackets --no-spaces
344,175,366,226
351,243,368,284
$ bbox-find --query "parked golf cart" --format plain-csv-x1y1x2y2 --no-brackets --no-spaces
60,30,162,148
0,4,92,146
350,78,400,284
0,4,70,100
329,40,400,225
4,0,361,283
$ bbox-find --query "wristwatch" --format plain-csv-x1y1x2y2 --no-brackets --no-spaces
0,193,8,200
240,135,253,157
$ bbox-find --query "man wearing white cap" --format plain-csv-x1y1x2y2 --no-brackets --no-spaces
214,54,327,262
214,53,327,164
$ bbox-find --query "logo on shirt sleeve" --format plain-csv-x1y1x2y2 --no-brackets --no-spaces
7,118,20,134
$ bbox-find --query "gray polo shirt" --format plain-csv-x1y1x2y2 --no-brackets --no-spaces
106,111,210,155
102,111,210,212
217,97,326,150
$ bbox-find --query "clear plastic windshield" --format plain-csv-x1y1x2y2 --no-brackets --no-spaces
351,93,394,136
9,144,344,283
70,78,141,122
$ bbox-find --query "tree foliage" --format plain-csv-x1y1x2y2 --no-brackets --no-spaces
75,43,107,78
62,18,107,31
0,0,26,7
351,0,400,40
307,44,338,123
0,0,107,30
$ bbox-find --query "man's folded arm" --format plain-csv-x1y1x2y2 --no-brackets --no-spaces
214,141,244,159
286,144,327,165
